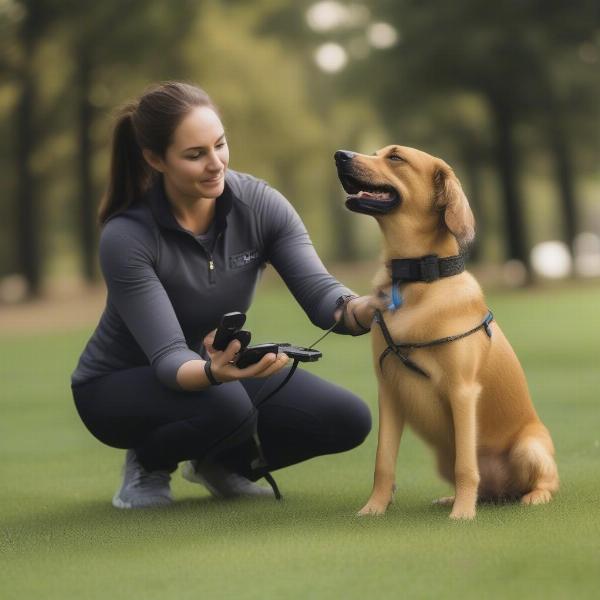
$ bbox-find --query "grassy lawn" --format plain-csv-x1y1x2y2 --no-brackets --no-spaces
1,278,600,599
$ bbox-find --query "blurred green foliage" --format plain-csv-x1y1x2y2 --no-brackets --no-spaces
0,0,598,296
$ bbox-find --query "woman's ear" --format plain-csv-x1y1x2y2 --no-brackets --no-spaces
142,148,165,173
434,164,475,249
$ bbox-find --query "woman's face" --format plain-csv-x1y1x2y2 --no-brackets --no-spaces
149,106,229,201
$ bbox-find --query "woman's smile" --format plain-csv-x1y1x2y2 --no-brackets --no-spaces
202,174,223,185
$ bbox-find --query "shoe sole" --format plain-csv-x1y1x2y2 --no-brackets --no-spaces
112,492,173,509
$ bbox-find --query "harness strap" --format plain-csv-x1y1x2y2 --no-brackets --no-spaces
374,309,494,378
374,311,430,377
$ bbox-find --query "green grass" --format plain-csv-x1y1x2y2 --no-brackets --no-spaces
2,279,600,599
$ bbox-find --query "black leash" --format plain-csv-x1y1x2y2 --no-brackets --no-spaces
248,312,345,500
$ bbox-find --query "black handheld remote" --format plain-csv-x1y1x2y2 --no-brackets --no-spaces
236,343,323,369
278,344,322,362
236,343,280,369
213,312,251,351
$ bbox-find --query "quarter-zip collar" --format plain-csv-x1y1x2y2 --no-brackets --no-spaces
146,173,234,234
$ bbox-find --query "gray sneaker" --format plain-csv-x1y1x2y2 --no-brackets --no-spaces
181,460,274,499
112,449,173,509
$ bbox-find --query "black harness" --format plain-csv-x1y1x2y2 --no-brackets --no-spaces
375,254,494,378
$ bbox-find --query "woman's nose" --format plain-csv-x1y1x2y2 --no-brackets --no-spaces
207,150,224,170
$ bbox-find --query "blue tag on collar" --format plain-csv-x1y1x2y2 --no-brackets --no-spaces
387,282,403,311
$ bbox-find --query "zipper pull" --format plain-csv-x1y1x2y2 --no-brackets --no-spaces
208,257,216,283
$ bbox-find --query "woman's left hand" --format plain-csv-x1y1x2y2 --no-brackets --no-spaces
334,295,377,335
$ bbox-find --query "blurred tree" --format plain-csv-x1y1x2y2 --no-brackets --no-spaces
63,0,198,283
12,0,57,297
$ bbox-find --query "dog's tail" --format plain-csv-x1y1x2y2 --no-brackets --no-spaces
509,423,559,494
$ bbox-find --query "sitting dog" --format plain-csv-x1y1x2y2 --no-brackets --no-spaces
335,146,559,520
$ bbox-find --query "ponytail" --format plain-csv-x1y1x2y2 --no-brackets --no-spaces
98,102,155,225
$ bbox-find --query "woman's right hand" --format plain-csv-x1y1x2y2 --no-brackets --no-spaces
203,330,289,384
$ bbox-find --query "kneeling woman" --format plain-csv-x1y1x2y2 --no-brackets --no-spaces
71,82,373,508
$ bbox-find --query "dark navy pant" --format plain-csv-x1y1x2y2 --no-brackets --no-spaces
71,366,371,477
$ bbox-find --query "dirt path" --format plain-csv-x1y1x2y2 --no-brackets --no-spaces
0,280,107,335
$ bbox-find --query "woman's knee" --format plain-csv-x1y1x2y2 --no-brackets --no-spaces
332,393,372,450
301,386,372,452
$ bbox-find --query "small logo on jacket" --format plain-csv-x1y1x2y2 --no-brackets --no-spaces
229,249,260,269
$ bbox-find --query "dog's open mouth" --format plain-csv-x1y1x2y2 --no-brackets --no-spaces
339,173,401,216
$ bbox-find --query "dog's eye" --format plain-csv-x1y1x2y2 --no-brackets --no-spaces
388,154,406,162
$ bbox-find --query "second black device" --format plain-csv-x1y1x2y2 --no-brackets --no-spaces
213,312,251,351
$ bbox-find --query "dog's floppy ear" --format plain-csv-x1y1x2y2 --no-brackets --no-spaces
433,164,475,249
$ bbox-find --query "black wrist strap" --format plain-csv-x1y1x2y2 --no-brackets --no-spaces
335,294,370,336
204,359,222,386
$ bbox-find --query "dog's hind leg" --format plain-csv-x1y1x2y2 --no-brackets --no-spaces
448,382,482,520
509,423,559,505
358,382,404,516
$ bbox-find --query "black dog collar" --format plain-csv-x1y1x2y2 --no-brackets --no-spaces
389,254,465,283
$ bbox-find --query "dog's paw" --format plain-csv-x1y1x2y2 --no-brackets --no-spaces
449,505,476,520
521,489,552,505
432,495,455,506
357,501,388,516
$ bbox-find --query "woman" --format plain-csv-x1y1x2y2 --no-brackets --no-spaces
71,81,374,509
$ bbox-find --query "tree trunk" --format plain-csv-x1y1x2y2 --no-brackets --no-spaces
327,170,358,262
15,14,40,298
549,118,578,257
490,98,530,279
76,45,98,283
461,147,484,262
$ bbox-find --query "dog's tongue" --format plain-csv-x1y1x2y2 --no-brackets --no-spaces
357,190,391,200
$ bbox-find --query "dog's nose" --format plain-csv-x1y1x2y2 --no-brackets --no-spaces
334,150,355,163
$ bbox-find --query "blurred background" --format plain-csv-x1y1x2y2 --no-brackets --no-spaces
0,0,598,309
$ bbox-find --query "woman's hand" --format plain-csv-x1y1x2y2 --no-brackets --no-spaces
334,295,377,335
203,330,289,384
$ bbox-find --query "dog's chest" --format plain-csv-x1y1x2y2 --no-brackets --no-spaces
372,316,454,448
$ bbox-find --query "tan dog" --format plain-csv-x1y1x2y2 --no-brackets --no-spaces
335,146,559,520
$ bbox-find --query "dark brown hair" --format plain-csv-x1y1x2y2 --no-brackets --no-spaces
98,82,218,225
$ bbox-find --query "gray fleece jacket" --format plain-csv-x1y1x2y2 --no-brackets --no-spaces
71,170,354,390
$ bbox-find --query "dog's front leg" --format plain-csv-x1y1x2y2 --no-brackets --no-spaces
358,383,404,516
448,383,481,520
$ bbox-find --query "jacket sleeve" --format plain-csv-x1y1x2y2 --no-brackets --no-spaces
99,221,202,389
258,183,356,332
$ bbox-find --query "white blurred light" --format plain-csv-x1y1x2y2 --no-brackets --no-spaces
530,241,572,279
314,43,348,73
367,22,399,49
306,1,348,32
574,232,600,277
